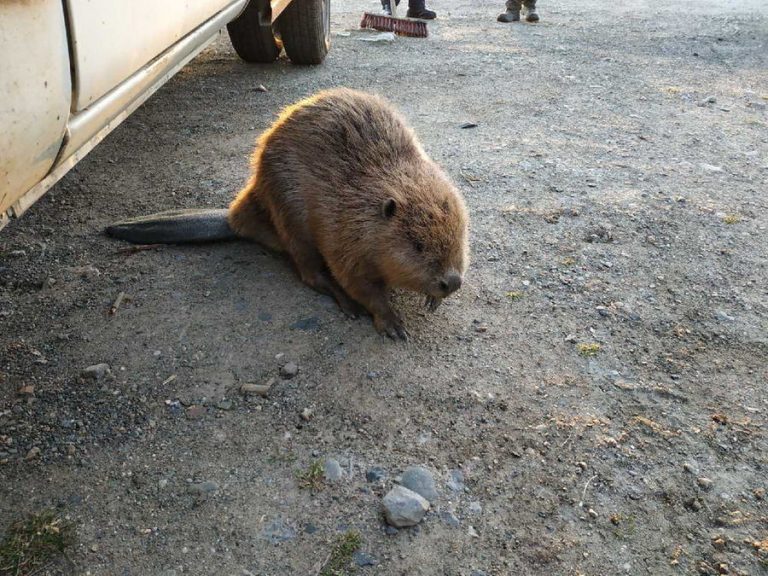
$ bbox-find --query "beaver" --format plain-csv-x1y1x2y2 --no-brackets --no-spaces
107,88,469,340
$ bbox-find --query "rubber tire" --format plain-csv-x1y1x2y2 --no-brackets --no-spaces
277,0,331,65
227,0,282,63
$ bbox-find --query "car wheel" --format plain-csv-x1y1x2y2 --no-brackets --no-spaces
227,0,282,63
276,0,331,65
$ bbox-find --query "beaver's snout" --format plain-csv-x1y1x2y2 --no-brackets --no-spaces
438,271,463,296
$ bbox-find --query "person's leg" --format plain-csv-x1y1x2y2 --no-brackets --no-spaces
407,0,436,19
498,0,522,23
380,0,400,16
522,0,539,22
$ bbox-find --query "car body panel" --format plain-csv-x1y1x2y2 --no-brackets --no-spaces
0,1,71,216
57,1,248,170
66,0,238,111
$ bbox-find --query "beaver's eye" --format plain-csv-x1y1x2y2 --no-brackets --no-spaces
414,240,424,253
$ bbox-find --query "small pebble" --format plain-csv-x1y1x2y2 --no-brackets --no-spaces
588,508,598,518
188,480,219,495
697,477,713,490
353,551,377,567
366,467,387,483
261,518,296,543
382,485,430,527
400,466,438,503
300,408,314,422
185,405,205,420
280,363,299,379
81,363,111,381
216,399,233,411
440,510,460,527
25,447,41,461
468,501,483,515
447,469,465,492
304,523,319,534
324,458,343,482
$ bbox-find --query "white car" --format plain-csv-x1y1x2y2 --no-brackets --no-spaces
0,0,330,231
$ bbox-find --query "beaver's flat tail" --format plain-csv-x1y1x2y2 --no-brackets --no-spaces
106,208,236,244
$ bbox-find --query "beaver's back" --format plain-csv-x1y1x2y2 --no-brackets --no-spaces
255,89,427,216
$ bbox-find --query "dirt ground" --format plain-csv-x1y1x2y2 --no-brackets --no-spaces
1,0,767,574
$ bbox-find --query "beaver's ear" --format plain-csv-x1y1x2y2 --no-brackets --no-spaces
381,198,397,219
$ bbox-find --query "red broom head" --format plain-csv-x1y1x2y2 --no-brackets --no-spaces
360,13,429,38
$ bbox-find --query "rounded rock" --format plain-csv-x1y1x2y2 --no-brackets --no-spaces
81,363,111,381
382,485,430,527
324,458,343,482
280,363,299,379
400,466,438,503
366,467,387,483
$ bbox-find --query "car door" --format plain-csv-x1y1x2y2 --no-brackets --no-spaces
0,1,71,219
65,0,235,112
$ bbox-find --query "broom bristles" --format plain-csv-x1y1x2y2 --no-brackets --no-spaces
360,12,429,38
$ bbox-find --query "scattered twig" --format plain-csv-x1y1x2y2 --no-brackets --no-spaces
161,374,177,386
109,291,126,315
116,244,165,254
578,474,598,508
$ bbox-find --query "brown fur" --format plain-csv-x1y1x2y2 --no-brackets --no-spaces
228,88,469,339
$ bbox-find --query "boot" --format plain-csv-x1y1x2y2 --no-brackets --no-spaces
381,0,399,16
407,0,436,19
498,0,522,23
497,9,520,22
523,0,539,22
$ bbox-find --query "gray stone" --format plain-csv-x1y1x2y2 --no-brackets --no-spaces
401,466,438,503
697,477,713,490
366,467,387,483
261,518,296,543
81,363,111,381
324,458,343,482
188,480,219,495
468,501,483,515
280,362,299,379
715,310,735,322
353,551,377,567
382,485,430,527
447,469,465,492
440,510,460,527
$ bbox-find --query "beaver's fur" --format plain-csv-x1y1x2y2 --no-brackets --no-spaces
228,89,468,339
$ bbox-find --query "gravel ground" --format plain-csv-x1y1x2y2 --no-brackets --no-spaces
1,1,767,574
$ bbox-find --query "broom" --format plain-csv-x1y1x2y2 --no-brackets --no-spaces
360,1,428,38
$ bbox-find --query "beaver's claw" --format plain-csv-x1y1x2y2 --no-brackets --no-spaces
425,296,442,312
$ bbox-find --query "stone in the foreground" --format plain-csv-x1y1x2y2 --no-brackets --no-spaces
81,363,111,381
383,485,430,527
401,465,439,503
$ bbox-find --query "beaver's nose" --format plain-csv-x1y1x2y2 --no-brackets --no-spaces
439,272,463,295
